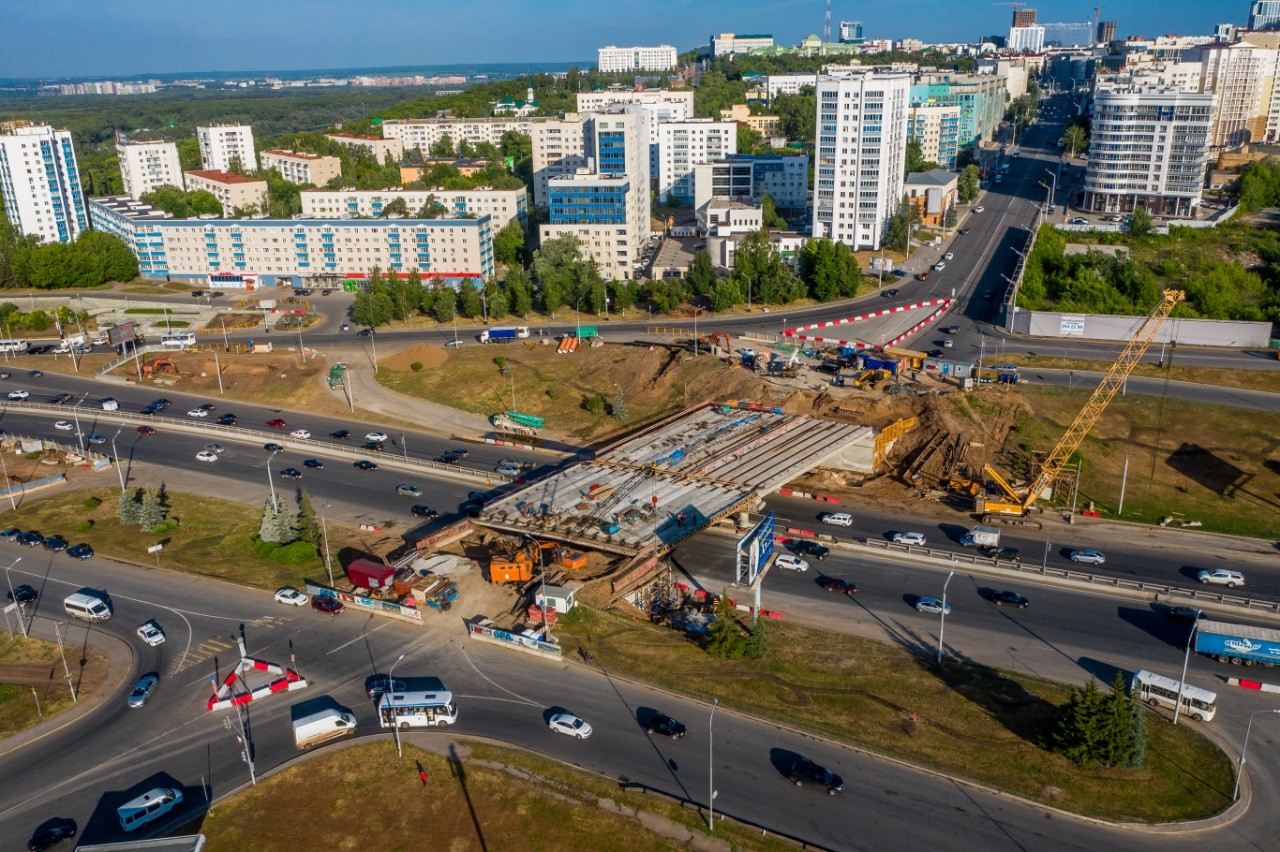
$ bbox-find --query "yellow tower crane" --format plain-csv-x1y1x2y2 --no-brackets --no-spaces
979,289,1185,524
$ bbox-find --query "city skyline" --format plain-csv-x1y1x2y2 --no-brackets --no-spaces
2,0,1228,79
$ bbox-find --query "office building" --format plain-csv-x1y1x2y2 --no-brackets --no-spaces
1249,1,1280,30
910,74,1005,151
89,196,495,286
260,149,342,187
765,74,819,100
656,119,737,203
811,71,911,250
325,133,403,165
380,117,530,153
300,186,526,229
839,21,864,44
907,102,962,168
710,33,774,57
692,153,810,214
529,115,590,206
1012,8,1037,28
597,45,678,74
184,170,269,216
1008,25,1045,53
1097,21,1117,44
1042,22,1094,48
196,124,257,173
0,122,87,243
117,138,184,199
1082,84,1214,217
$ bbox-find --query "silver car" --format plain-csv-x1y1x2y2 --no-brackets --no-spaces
128,674,158,708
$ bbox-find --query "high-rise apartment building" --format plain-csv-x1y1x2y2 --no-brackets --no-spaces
575,90,693,176
259,149,342,187
656,119,737,203
1097,21,1117,44
839,22,864,44
811,72,911,250
117,138,185,199
0,122,87,243
597,45,678,73
529,115,590,206
910,74,1006,151
1249,1,1280,30
1012,8,1038,28
196,124,257,173
907,102,962,168
1083,84,1214,217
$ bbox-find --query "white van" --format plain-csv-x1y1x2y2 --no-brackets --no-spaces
64,590,112,622
117,787,183,832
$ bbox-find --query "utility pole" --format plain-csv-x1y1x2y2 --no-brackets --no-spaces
1118,451,1130,516
214,350,224,395
223,708,256,786
53,622,77,702
321,506,334,586
1070,458,1082,516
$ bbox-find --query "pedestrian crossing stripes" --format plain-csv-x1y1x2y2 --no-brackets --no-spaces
172,615,294,675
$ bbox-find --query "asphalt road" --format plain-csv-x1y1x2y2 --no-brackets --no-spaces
1022,368,1280,411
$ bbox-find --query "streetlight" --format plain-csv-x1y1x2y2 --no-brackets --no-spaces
110,425,126,493
1173,615,1199,726
1042,169,1057,215
389,652,407,758
936,569,955,664
71,391,90,450
4,558,25,638
265,449,282,513
1234,709,1280,801
708,697,718,832
223,708,256,786
1042,541,1051,570
320,503,334,586
574,295,583,338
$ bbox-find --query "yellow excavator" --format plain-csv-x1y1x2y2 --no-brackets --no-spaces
977,289,1185,526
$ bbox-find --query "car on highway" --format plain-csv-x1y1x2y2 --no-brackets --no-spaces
881,287,899,297
890,531,927,546
354,460,378,471
198,403,215,412
51,393,72,405
54,420,73,431
279,467,302,479
136,425,156,436
791,540,829,560
787,757,844,794
435,453,461,464
303,458,324,469
943,252,954,261
128,674,158,709
274,587,308,607
86,433,105,445
195,451,219,463
991,590,1030,608
817,576,857,594
7,389,29,400
362,440,384,452
67,543,93,560
266,418,287,428
645,712,687,739
1071,217,1088,225
774,555,809,572
365,431,388,442
1167,605,1203,622
1068,549,1106,565
395,483,423,497
263,442,283,452
411,505,439,519
498,457,528,469
915,597,951,615
445,339,463,347
136,621,166,646
186,408,208,418
42,535,67,552
927,348,944,358
1197,569,1244,588
201,443,224,456
357,328,375,337
445,447,470,459
933,262,946,271
151,399,171,410
26,817,76,851
365,675,408,699
330,429,351,440
915,270,931,281
290,429,311,439
496,464,524,477
547,711,592,739
820,512,853,527
312,595,344,616
217,414,238,426
973,206,985,213
981,546,1021,562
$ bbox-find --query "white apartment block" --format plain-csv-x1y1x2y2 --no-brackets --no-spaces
1007,26,1045,53
540,172,651,281
118,139,184,199
530,114,589,206
184,170,269,216
811,72,911,251
710,33,774,57
0,122,87,243
692,154,810,214
1193,36,1280,147
196,124,257,172
260,149,342,186
597,45,678,74
1082,84,1215,217
907,102,962,168
325,133,403,164
575,89,694,113
89,196,495,286
300,186,527,229
380,117,530,153
1250,1,1280,30
765,74,819,100
656,120,737,203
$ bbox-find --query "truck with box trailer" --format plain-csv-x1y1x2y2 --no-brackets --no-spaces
479,326,530,344
960,525,1001,548
1193,619,1280,667
293,707,358,749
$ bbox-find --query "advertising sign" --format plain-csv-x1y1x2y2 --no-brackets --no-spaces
107,321,136,348
735,511,775,586
1060,315,1086,337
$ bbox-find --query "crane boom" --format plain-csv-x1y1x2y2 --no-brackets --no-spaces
1020,289,1185,511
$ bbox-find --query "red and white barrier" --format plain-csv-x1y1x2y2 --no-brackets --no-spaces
206,637,308,712
784,299,953,345
1228,677,1280,694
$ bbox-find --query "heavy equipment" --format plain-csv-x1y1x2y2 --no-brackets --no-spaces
142,357,179,377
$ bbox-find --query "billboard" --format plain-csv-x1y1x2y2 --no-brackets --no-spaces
735,511,775,586
106,321,136,348
1059,315,1085,336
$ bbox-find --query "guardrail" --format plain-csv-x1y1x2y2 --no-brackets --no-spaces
862,538,1280,616
0,401,513,488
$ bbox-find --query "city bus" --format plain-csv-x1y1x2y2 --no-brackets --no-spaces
1130,669,1217,722
0,339,29,354
377,690,457,729
160,332,197,349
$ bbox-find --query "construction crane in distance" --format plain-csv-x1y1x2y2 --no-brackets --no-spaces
979,289,1186,523
823,0,832,44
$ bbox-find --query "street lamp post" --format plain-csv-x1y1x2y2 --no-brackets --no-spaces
52,622,77,701
574,295,583,339
320,504,334,586
0,453,14,511
1234,709,1280,801
223,707,256,786
1042,540,1051,570
4,558,25,637
265,449,282,513
708,697,718,832
936,569,955,664
1173,615,1199,726
389,652,407,758
71,392,90,450
110,426,126,493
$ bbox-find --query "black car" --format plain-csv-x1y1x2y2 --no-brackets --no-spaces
991,590,1030,608
138,406,157,417
817,577,857,594
303,458,325,470
362,440,385,452
199,402,216,412
446,448,470,459
27,818,76,851
1167,605,1203,622
7,583,37,608
435,454,461,465
42,535,68,552
280,467,303,479
217,413,238,426
365,675,408,698
787,757,844,794
50,393,72,405
792,540,829,560
263,442,283,452
959,227,970,235
152,398,171,409
17,531,42,547
0,528,21,542
981,546,1021,562
645,713,687,739
66,543,93,560
354,460,378,471
882,288,899,297
411,505,439,519
357,328,374,337
330,429,351,440
927,348,944,358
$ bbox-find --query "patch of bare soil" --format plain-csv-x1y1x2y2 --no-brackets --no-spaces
381,341,449,373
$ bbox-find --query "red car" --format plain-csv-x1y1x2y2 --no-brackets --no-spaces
311,595,343,616
817,577,858,594
136,425,156,436
266,418,287,428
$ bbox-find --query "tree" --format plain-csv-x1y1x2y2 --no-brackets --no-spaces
737,123,764,153
709,277,744,312
884,194,921,253
1102,672,1138,768
686,250,715,296
1062,125,1088,158
760,192,787,229
432,286,457,323
458,279,484,318
1129,206,1153,238
904,138,939,175
645,278,688,312
138,487,166,531
429,135,455,157
943,204,958,230
531,234,584,312
493,221,526,267
117,491,142,526
379,197,409,218
611,389,628,420
258,501,295,544
351,288,394,327
743,616,769,660
505,265,533,317
296,490,320,545
1054,678,1107,765
417,194,448,218
958,164,981,204
704,592,745,660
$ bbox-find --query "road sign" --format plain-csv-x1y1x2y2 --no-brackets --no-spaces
147,544,163,554
735,511,775,586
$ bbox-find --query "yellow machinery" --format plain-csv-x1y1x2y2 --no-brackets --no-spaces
980,289,1185,521
853,368,890,388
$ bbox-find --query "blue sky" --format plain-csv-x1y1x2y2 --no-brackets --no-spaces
3,0,1231,78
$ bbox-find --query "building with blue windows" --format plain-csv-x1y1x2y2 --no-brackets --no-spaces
907,103,962,168
0,122,87,244
541,172,649,280
88,196,493,288
909,75,1005,155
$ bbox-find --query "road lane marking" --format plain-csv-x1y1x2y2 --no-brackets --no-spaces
325,621,394,655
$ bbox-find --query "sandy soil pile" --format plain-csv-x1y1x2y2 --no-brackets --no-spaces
381,342,449,372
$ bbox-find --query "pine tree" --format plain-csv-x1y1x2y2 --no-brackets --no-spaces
137,487,166,531
743,616,769,660
704,593,745,660
1103,672,1138,767
611,389,628,421
1054,678,1106,764
116,490,141,526
296,490,320,545
258,501,296,544
1129,693,1148,769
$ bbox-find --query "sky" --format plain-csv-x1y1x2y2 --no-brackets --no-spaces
1,0,1233,79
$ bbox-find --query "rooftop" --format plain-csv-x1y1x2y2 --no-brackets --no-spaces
327,132,384,141
185,169,264,185
905,168,959,188
262,148,331,161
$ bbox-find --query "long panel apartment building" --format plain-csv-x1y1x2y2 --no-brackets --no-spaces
325,133,403,164
117,139,185,198
260,149,342,186
0,122,87,244
300,186,527,229
89,196,495,287
380,117,532,153
597,45,678,73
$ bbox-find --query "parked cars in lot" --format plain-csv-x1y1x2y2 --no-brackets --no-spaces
915,597,951,615
890,531,926,546
787,757,844,794
1197,569,1244,588
42,535,67,552
547,712,592,739
67,543,93,560
820,512,853,527
774,555,809,572
128,674,158,709
991,590,1030,608
644,712,687,739
311,595,344,616
274,587,308,606
16,531,42,547
1068,549,1106,565
817,576,857,594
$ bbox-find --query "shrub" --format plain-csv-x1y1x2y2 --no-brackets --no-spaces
583,393,605,415
410,361,424,372
81,496,102,511
266,540,319,564
252,539,281,557
150,518,179,534
75,520,93,532
493,355,507,370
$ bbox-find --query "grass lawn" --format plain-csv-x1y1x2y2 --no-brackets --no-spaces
0,489,381,592
199,740,794,852
995,355,1280,395
0,633,94,739
1011,386,1280,539
556,608,1235,823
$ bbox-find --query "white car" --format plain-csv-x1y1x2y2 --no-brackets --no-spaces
365,431,388,442
821,513,853,527
915,597,952,615
195,450,219,463
774,555,809,572
7,389,29,400
547,712,593,739
973,206,985,214
445,339,463,348
291,429,312,439
187,408,208,418
136,622,166,646
274,586,308,606
891,531,927,546
54,420,74,431
1197,569,1244,588
943,252,954,261
933,262,946,271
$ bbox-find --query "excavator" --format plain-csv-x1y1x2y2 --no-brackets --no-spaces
142,357,179,378
977,289,1185,527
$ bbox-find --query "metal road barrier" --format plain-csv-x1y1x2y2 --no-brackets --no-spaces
0,401,512,487
862,538,1280,616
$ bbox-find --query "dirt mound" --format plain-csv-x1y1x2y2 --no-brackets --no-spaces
381,342,449,372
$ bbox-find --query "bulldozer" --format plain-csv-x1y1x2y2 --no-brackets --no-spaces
142,357,179,378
